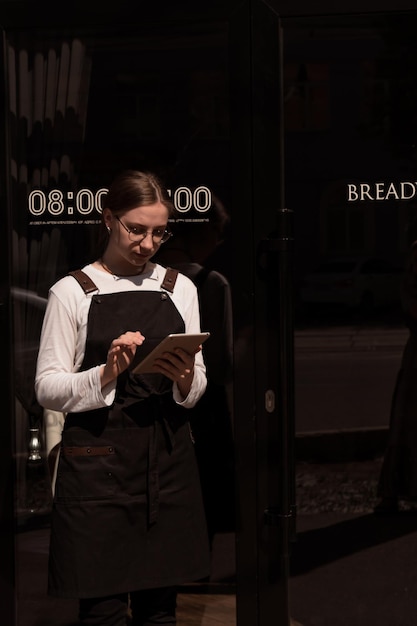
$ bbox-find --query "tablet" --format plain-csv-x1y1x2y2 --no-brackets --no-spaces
132,332,210,374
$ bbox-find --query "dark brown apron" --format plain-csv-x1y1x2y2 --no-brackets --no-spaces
48,272,210,599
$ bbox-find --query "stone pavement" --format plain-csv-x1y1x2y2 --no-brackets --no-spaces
295,457,383,516
290,456,417,626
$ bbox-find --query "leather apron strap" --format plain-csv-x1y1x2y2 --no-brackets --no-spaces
68,269,98,294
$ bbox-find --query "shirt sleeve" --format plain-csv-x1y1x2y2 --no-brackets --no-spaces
35,287,116,413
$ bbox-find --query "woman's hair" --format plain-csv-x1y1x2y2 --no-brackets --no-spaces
96,169,174,256
105,169,174,217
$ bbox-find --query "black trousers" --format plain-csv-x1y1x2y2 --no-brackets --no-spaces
78,587,178,626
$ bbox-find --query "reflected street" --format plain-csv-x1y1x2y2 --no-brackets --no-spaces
295,325,407,433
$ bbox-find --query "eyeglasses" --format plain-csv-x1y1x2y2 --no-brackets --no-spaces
116,216,172,244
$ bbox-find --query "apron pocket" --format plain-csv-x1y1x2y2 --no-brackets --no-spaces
55,467,118,501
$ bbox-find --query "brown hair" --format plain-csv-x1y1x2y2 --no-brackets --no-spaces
96,170,174,256
104,170,174,217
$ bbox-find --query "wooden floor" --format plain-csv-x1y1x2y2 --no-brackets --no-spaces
177,593,236,626
17,527,303,626
177,595,303,626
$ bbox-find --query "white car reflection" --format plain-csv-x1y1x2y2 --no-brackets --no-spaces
299,256,403,311
12,286,47,310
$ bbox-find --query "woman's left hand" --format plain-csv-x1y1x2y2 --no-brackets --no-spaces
153,346,201,397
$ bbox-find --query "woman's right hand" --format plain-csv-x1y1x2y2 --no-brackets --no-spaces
100,330,145,387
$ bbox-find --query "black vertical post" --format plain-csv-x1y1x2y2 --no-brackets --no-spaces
0,29,17,626
261,205,295,626
0,293,16,626
249,0,296,621
276,207,296,540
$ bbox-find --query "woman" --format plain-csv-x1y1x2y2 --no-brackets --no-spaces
35,170,210,625
375,240,417,513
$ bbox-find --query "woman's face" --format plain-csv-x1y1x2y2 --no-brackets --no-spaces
103,202,170,272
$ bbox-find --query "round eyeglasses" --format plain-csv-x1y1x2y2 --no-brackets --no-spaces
116,215,172,244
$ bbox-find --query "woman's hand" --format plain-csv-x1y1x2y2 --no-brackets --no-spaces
101,331,145,387
153,345,202,398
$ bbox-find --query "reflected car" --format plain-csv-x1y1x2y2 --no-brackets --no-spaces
298,256,403,311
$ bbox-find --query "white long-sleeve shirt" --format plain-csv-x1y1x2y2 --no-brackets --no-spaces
35,262,207,415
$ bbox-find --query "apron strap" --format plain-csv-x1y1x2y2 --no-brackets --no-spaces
148,423,160,525
161,267,179,293
147,398,176,525
69,268,177,295
68,269,98,294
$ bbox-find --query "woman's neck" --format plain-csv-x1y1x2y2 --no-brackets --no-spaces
97,257,146,277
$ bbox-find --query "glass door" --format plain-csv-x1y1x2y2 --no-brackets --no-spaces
5,16,235,626
282,8,417,625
